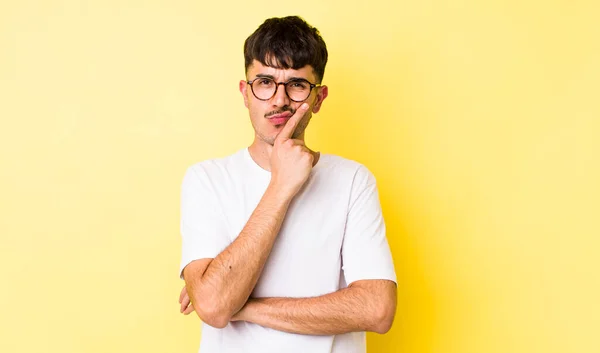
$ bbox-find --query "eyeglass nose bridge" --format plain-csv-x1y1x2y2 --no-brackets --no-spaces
272,81,289,99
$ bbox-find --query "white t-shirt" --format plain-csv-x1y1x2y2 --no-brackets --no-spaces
179,147,396,353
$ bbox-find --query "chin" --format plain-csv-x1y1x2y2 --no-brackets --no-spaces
257,134,276,146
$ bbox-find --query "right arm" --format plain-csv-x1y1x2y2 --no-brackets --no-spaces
182,103,312,328
183,183,293,328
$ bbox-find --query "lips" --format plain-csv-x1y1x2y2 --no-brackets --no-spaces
268,111,292,120
267,111,292,125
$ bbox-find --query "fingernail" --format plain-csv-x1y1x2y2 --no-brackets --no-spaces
301,103,309,110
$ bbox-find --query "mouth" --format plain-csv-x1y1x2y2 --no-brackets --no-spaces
267,111,293,126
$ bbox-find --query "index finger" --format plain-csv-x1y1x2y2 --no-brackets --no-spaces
179,285,186,303
277,103,309,141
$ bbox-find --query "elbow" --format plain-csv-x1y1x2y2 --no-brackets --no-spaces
193,297,233,329
370,303,396,334
183,261,232,328
198,313,231,329
372,313,394,334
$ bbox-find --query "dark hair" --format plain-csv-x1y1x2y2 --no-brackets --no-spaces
244,16,328,83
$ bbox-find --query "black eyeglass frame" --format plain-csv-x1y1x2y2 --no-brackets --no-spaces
246,77,321,102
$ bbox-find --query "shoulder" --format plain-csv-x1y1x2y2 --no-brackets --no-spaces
319,153,377,183
185,148,246,175
182,148,246,186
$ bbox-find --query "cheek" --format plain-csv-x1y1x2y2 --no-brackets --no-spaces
247,101,266,122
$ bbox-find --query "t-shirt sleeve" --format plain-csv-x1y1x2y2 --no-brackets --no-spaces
179,165,230,279
341,165,397,286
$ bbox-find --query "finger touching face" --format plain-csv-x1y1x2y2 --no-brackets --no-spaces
276,103,309,142
241,60,328,144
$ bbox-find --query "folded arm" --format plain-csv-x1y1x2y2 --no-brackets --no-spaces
183,184,292,328
182,106,316,328
232,279,397,335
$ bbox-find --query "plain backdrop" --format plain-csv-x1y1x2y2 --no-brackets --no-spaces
1,1,599,352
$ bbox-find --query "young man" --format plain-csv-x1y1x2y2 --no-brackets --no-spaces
178,16,397,353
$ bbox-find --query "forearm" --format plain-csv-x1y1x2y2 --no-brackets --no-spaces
190,183,293,322
235,281,395,335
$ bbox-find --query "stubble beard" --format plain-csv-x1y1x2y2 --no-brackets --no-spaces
257,116,310,146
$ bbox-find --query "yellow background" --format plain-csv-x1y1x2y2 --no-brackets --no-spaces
1,1,598,352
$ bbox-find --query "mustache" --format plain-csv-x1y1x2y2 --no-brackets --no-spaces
264,107,295,118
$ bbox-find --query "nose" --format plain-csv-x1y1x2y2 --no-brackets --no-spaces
271,82,290,107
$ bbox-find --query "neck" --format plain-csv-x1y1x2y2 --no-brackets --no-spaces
248,136,320,172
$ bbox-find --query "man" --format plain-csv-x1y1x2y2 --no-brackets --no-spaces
178,16,397,353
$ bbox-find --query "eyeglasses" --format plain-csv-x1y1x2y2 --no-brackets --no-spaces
246,77,320,102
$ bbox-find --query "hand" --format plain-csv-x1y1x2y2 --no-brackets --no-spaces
269,103,314,198
179,285,195,315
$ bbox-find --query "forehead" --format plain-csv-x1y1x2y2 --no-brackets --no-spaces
247,60,316,81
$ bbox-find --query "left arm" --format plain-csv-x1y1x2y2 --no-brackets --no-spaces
232,279,397,335
179,165,398,335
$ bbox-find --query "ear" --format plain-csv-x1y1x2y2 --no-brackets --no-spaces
239,80,249,108
311,85,328,113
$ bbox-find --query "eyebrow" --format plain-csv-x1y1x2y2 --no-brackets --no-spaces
254,73,310,82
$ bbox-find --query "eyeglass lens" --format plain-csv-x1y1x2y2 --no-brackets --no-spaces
251,78,312,102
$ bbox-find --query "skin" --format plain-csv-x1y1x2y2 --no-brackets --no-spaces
240,60,329,171
179,60,397,334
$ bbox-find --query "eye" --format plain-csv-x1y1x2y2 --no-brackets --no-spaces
289,80,309,89
257,79,273,86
